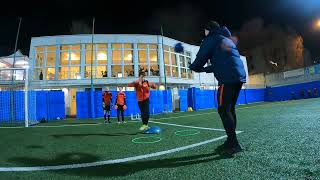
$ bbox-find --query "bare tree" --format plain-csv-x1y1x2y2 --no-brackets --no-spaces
238,18,306,74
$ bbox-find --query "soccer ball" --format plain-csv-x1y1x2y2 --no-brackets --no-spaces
174,43,184,53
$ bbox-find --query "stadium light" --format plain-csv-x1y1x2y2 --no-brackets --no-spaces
317,19,320,28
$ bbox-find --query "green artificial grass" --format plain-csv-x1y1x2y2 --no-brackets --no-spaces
0,98,320,179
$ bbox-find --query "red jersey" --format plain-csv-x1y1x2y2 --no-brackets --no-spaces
102,91,112,105
128,80,156,102
116,92,126,106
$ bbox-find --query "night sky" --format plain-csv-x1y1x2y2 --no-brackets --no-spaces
0,0,319,58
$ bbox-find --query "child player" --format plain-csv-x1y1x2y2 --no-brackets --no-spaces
102,87,112,123
115,87,127,124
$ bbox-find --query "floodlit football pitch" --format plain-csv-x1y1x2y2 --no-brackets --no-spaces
0,98,320,179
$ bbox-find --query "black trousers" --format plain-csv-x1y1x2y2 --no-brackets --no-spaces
117,105,125,122
217,83,243,146
138,98,150,125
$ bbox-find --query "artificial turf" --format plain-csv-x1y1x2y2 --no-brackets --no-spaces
0,98,320,179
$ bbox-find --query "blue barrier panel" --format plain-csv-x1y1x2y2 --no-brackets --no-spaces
94,91,104,118
36,91,48,120
193,89,215,110
76,92,90,119
124,91,139,117
149,90,164,115
265,80,320,102
246,89,265,103
48,91,65,120
162,90,172,112
0,91,11,122
14,91,24,122
179,90,188,112
204,90,215,109
236,90,246,105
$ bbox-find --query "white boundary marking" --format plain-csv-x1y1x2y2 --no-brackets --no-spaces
0,134,237,172
150,121,226,132
0,114,245,171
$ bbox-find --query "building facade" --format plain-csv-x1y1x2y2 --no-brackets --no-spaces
29,34,248,116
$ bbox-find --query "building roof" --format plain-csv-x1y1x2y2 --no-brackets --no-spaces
0,50,29,68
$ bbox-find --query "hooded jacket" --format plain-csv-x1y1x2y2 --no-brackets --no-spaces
189,26,246,84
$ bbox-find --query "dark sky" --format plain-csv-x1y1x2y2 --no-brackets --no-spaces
1,0,320,58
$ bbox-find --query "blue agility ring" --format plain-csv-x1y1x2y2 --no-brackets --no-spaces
132,136,162,144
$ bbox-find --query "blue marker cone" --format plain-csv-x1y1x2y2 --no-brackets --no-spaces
143,126,161,134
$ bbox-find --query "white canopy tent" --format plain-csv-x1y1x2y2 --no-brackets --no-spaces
0,50,29,81
0,50,29,68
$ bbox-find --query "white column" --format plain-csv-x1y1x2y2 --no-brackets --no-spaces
157,37,165,80
107,44,112,77
177,53,181,78
68,48,71,79
30,48,35,81
146,44,150,76
80,44,85,78
121,44,124,77
44,47,47,82
55,45,60,80
133,43,139,78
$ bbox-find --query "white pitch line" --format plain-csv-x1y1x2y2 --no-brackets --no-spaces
0,134,236,172
149,121,226,132
0,121,139,129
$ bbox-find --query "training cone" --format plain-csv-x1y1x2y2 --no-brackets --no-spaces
143,126,161,134
188,107,193,112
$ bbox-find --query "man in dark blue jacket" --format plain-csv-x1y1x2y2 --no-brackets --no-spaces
189,21,246,155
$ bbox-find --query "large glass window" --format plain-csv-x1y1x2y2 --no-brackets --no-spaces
35,53,44,67
150,64,159,76
112,50,121,64
97,66,107,78
124,65,134,77
149,50,158,76
138,50,147,63
60,52,69,66
34,68,42,80
112,65,122,77
46,52,56,67
180,55,187,79
150,50,158,63
70,52,80,65
58,67,68,80
58,44,81,79
164,50,171,77
124,48,134,77
35,46,57,80
186,55,193,79
46,68,55,80
97,50,107,65
70,66,80,79
35,46,45,69
85,44,108,78
172,66,179,77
